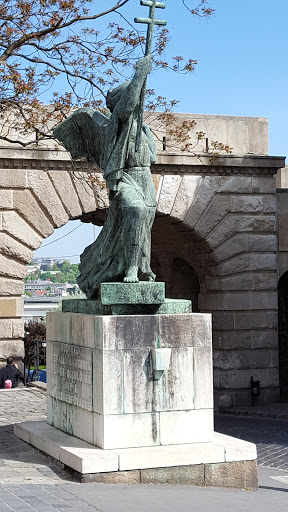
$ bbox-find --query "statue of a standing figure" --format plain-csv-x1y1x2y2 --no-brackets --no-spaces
54,0,167,299
54,56,157,299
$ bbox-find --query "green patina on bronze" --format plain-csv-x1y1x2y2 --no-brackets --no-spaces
53,2,167,301
100,282,165,305
134,0,166,152
62,297,192,316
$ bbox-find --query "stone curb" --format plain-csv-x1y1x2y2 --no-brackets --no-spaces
26,382,47,392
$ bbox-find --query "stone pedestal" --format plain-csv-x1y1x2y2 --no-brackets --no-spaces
14,283,258,489
45,310,213,450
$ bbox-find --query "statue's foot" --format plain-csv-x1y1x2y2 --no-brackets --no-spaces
123,266,139,283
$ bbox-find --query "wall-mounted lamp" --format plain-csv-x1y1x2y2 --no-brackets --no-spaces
250,376,260,405
151,348,171,381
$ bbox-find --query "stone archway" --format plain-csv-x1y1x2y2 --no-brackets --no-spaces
152,171,279,406
278,271,288,400
151,214,211,312
0,148,284,405
0,161,108,365
169,258,200,311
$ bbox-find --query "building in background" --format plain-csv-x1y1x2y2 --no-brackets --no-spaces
23,297,60,322
25,280,69,297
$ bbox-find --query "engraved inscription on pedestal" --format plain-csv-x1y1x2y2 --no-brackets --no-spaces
51,342,93,411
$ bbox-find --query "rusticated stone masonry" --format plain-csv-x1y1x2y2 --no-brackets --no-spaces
0,143,285,407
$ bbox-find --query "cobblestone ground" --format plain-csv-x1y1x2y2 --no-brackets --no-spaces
0,387,98,511
215,414,288,472
0,388,288,511
0,387,72,485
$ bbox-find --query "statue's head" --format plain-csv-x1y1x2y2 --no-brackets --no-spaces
106,81,130,111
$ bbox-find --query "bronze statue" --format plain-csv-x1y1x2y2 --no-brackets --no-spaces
54,1,166,299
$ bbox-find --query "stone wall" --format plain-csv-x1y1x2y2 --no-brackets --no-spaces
0,114,285,405
152,167,280,406
1,112,269,156
0,149,108,366
275,168,288,398
276,167,288,279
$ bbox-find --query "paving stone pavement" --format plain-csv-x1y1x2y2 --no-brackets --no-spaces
0,387,98,511
0,387,72,486
0,387,288,511
215,414,288,471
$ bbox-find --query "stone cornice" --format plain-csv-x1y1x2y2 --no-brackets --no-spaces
153,154,286,176
0,146,285,176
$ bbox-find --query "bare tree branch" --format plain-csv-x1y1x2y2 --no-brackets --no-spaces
0,1,130,63
12,52,105,96
0,0,218,152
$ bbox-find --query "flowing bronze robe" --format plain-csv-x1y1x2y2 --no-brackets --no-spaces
77,59,157,298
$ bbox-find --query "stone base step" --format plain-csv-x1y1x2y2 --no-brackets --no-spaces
62,297,192,316
14,421,258,489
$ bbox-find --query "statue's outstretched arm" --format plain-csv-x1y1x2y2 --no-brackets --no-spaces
118,56,152,119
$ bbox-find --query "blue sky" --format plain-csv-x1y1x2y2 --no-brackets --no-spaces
34,0,288,263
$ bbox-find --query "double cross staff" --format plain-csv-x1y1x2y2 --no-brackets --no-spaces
134,0,166,152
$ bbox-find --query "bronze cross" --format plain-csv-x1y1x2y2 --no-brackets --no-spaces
134,0,166,152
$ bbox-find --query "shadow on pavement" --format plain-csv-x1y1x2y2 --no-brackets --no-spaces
259,485,288,493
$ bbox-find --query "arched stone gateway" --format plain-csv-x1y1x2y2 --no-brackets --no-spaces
278,271,288,400
152,163,282,406
0,122,286,406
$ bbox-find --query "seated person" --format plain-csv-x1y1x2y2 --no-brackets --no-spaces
0,357,24,388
